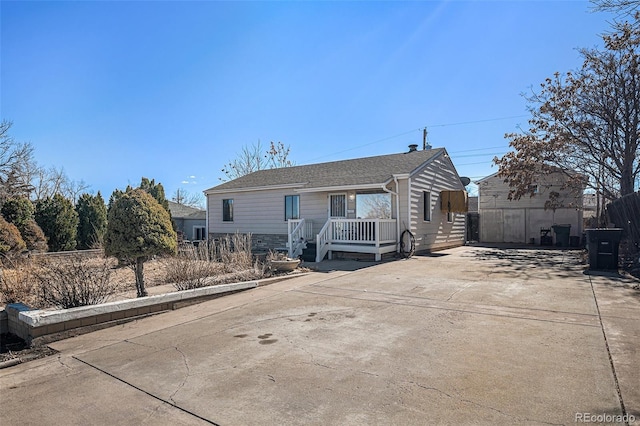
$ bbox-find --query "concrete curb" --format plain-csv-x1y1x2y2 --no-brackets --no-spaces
6,281,259,345
18,281,258,327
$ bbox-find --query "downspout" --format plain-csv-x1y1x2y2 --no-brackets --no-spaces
382,175,402,253
205,192,209,240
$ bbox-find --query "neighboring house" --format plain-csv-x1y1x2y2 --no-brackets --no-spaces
476,171,584,244
168,201,207,242
204,146,468,261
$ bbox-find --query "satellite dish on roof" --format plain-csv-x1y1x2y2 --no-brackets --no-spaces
460,177,471,186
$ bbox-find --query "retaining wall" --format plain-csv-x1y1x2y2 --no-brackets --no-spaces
4,281,258,345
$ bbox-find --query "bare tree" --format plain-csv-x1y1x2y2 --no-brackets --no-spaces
31,166,89,202
0,120,36,204
495,14,640,216
592,0,640,16
172,188,205,209
221,140,294,181
62,178,90,203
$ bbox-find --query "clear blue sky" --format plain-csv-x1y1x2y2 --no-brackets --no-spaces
1,1,614,200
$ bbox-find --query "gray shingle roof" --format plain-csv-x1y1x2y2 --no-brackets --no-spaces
168,201,206,219
206,148,445,193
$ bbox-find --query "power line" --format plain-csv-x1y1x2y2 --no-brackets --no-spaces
454,160,498,166
424,115,528,128
448,145,507,154
450,151,506,159
308,128,421,161
305,114,528,162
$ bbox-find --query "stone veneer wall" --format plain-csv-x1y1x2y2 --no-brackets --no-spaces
209,233,288,252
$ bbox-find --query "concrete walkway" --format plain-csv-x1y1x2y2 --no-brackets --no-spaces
1,246,638,425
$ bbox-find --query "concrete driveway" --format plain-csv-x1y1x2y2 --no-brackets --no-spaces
1,246,638,425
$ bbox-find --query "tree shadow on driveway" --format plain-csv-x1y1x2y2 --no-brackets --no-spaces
461,244,587,280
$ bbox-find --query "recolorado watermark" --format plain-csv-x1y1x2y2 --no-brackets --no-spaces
575,412,636,423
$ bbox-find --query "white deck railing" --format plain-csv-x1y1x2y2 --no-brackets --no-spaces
287,219,313,259
288,219,314,241
316,219,397,262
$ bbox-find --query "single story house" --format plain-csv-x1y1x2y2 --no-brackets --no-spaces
476,171,584,245
204,146,468,261
168,201,207,242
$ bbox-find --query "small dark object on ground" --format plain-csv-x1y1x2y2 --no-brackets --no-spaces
1,333,58,365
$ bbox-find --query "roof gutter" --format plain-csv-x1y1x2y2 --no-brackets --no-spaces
294,183,385,193
204,182,305,195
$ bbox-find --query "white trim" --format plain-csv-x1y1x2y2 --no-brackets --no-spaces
295,183,388,193
407,178,411,232
204,183,306,195
423,191,432,222
387,176,402,252
328,193,347,218
205,193,209,238
192,225,206,241
474,171,499,184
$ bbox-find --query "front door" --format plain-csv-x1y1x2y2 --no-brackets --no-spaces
329,194,347,218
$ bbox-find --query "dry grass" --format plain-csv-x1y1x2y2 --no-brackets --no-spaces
166,234,266,291
0,261,39,307
0,233,290,310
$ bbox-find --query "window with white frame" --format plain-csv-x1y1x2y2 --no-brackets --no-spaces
223,199,233,222
329,194,346,218
285,195,300,220
194,226,206,240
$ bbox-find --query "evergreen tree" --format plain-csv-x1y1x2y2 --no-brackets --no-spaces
1,196,48,252
35,194,79,252
139,177,170,214
139,177,174,230
1,196,34,226
104,189,177,297
76,192,107,249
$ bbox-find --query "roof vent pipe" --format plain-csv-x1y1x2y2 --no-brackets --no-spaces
408,144,418,152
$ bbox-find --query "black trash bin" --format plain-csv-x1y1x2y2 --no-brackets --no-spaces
552,224,571,247
569,236,581,247
585,228,623,270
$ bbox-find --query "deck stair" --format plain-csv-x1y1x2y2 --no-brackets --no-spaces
301,242,317,262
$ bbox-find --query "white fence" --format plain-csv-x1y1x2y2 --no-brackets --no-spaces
316,219,397,262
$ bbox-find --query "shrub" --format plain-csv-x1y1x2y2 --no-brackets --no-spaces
35,256,119,309
19,219,48,252
0,216,26,261
1,197,48,252
166,235,265,291
105,188,177,297
218,233,253,272
166,242,223,291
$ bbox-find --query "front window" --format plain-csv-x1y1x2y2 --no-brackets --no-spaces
356,193,391,219
285,195,300,220
223,199,233,222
